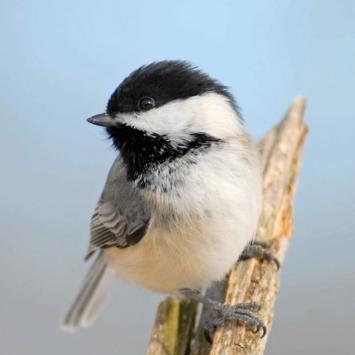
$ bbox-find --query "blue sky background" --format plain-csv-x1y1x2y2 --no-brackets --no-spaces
0,1,354,354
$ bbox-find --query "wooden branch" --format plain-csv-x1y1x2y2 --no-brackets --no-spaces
147,298,197,355
147,97,308,355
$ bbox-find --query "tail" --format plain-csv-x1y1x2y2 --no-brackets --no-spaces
61,252,110,332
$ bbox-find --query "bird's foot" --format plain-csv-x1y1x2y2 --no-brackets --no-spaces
179,288,266,342
239,241,280,270
203,302,266,342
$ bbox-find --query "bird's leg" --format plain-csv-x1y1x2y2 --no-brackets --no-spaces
239,240,280,269
179,242,278,341
179,288,266,342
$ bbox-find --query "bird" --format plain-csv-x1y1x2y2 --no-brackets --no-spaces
62,60,277,337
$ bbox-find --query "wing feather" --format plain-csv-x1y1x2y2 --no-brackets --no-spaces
85,157,150,260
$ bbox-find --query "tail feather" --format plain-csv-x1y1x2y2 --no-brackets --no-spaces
61,252,110,332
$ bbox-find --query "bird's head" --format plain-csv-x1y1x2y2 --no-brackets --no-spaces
88,60,243,143
87,61,243,181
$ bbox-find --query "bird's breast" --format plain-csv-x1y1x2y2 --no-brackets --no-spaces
104,141,261,293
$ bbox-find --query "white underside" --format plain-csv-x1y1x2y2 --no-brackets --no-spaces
104,138,262,293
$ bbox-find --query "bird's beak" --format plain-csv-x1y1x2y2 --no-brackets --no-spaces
86,113,117,127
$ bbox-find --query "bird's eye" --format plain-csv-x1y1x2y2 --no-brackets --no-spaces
138,97,156,111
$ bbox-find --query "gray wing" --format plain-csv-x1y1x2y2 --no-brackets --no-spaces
85,157,151,260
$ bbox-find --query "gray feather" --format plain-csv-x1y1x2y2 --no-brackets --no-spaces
62,157,151,331
62,252,110,332
85,157,151,260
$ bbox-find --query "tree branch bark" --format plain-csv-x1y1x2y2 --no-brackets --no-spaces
147,97,308,355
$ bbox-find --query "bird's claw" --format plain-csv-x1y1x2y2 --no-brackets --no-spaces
240,241,280,270
204,302,267,343
251,321,267,338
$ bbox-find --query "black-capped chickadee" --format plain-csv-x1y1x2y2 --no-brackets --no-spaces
63,60,274,337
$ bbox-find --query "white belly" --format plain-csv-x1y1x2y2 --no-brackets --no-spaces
104,223,248,293
104,188,260,293
104,142,262,293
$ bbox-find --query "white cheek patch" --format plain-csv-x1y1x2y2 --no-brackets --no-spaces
115,92,243,141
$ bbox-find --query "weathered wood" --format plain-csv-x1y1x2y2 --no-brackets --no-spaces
147,297,197,355
147,97,308,355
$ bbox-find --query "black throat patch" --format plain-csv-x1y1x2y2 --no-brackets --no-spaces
107,124,221,185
